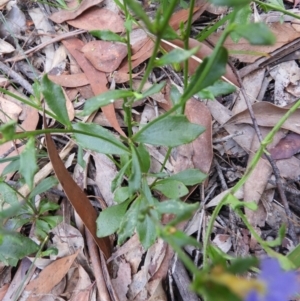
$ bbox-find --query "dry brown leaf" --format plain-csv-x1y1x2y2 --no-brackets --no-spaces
49,0,103,23
212,234,232,253
48,73,89,87
208,23,300,63
270,133,300,160
82,41,127,72
67,8,124,32
25,251,79,301
0,96,22,121
226,102,300,134
62,38,125,136
44,116,111,258
0,284,9,300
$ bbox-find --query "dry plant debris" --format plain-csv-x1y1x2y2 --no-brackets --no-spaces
1,0,300,300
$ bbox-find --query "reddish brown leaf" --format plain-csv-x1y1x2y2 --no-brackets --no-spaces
62,38,125,136
25,250,80,301
67,8,124,32
82,41,127,72
44,117,111,258
169,7,201,30
270,132,300,160
49,0,103,23
48,73,89,87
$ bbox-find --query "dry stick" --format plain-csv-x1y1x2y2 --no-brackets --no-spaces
5,29,87,63
214,158,238,250
235,71,299,246
85,229,111,301
0,61,34,94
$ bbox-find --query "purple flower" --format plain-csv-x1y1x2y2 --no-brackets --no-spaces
246,258,299,301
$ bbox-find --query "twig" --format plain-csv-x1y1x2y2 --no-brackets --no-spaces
0,61,34,94
85,229,111,301
235,71,299,245
4,29,86,63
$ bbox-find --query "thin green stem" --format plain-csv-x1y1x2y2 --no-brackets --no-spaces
183,0,196,91
203,98,300,268
255,0,300,20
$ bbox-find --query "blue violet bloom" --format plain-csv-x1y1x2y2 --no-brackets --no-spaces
246,258,299,301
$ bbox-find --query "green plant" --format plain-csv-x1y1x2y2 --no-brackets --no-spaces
1,0,300,299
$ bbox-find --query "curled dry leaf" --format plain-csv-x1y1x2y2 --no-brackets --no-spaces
82,41,127,72
49,0,103,23
67,8,124,32
226,101,300,134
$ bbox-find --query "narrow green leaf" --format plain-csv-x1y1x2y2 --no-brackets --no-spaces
118,196,142,244
40,215,62,228
81,90,135,116
141,81,166,99
41,74,71,127
120,0,153,30
114,186,130,203
73,123,129,155
29,176,58,198
137,214,157,249
155,48,198,67
20,137,38,190
234,23,276,45
169,169,207,186
227,257,259,274
97,199,131,237
133,115,205,147
153,179,188,198
136,143,150,173
197,80,236,99
38,199,60,214
111,159,131,192
288,243,300,268
182,46,228,101
230,5,251,42
90,30,126,42
0,121,16,143
0,182,18,206
160,25,180,39
128,146,142,193
156,199,198,219
1,158,20,176
209,0,251,6
0,231,39,267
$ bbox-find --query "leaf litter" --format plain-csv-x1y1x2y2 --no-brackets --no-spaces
2,0,300,300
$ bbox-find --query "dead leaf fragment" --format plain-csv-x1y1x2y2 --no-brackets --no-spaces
0,39,14,54
82,41,127,72
67,8,124,32
49,0,103,23
25,251,79,301
48,73,89,87
270,132,300,160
